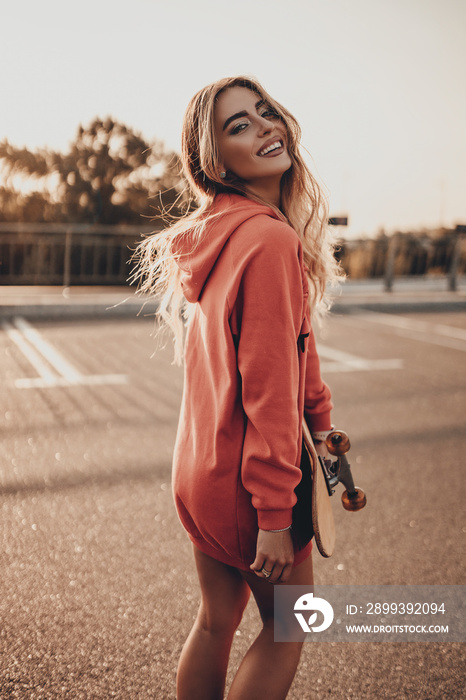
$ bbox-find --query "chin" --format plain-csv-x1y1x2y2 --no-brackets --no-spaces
274,153,292,175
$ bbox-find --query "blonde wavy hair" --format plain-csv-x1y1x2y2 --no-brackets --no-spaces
132,76,343,362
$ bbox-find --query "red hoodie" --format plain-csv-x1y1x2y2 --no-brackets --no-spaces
172,193,333,570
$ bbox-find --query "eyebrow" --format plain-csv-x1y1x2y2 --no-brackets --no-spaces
222,99,266,131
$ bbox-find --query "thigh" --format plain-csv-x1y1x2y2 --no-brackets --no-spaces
240,553,314,624
193,546,251,631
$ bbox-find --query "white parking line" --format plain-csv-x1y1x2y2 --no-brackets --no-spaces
14,374,129,389
2,317,402,386
13,317,83,383
3,321,57,383
352,311,466,352
317,344,403,373
2,317,128,388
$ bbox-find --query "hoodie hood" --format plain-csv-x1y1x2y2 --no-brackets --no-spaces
173,194,281,303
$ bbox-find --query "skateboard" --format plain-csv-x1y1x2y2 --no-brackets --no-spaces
302,421,367,558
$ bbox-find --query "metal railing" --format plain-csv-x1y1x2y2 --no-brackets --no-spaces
338,229,465,293
0,222,464,291
0,222,159,286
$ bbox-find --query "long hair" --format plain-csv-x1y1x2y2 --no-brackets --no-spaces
132,76,343,362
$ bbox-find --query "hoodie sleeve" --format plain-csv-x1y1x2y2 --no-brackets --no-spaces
233,224,305,531
304,326,333,431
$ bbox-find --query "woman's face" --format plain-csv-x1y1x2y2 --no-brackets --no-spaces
213,86,292,199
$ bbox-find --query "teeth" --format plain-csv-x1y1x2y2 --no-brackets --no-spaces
259,141,282,156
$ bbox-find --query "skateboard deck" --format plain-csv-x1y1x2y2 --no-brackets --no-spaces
302,420,336,558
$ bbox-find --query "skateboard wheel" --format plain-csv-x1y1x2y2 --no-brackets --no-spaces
341,488,366,511
326,430,351,457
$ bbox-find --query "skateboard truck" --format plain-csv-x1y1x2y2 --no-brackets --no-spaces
318,430,367,512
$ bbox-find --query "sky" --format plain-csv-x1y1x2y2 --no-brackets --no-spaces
1,0,465,238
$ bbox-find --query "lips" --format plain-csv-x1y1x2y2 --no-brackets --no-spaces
257,137,285,157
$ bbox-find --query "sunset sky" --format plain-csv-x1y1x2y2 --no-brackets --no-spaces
1,0,464,238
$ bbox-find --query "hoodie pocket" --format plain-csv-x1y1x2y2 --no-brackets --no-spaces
298,331,310,353
298,263,311,353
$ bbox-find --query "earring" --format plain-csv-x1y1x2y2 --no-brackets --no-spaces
220,171,226,179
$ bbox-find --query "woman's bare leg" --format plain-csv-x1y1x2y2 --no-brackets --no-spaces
176,546,251,700
227,553,314,700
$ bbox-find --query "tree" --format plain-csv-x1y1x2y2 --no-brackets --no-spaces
0,118,185,224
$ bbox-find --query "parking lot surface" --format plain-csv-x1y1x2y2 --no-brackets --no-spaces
1,308,465,698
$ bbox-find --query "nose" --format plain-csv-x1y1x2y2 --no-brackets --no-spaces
257,114,273,135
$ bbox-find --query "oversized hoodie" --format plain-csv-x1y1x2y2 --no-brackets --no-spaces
172,193,333,571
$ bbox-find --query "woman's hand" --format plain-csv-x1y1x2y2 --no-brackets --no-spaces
250,440,331,584
250,528,294,584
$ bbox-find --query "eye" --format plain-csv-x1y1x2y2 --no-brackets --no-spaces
230,120,250,135
260,108,280,120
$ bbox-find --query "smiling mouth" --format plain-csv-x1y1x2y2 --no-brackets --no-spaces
257,140,284,157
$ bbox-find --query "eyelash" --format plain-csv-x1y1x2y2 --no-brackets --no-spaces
230,109,280,134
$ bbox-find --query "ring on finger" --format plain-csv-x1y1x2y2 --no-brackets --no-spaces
261,568,272,578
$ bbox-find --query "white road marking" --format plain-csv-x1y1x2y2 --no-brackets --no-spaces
2,316,403,387
317,344,403,373
351,310,466,352
2,317,128,388
319,359,404,373
14,375,129,389
13,317,83,383
3,321,57,383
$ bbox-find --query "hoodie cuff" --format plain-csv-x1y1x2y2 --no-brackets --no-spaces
257,508,293,531
304,410,332,433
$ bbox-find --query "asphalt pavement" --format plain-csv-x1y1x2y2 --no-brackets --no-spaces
1,281,465,699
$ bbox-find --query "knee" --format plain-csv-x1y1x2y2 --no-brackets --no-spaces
262,612,307,645
259,607,307,644
197,599,246,638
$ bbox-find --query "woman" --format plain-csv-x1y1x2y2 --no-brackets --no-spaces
135,76,342,700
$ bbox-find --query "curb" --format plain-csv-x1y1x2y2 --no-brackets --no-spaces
332,299,466,314
0,300,159,322
1,297,466,322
